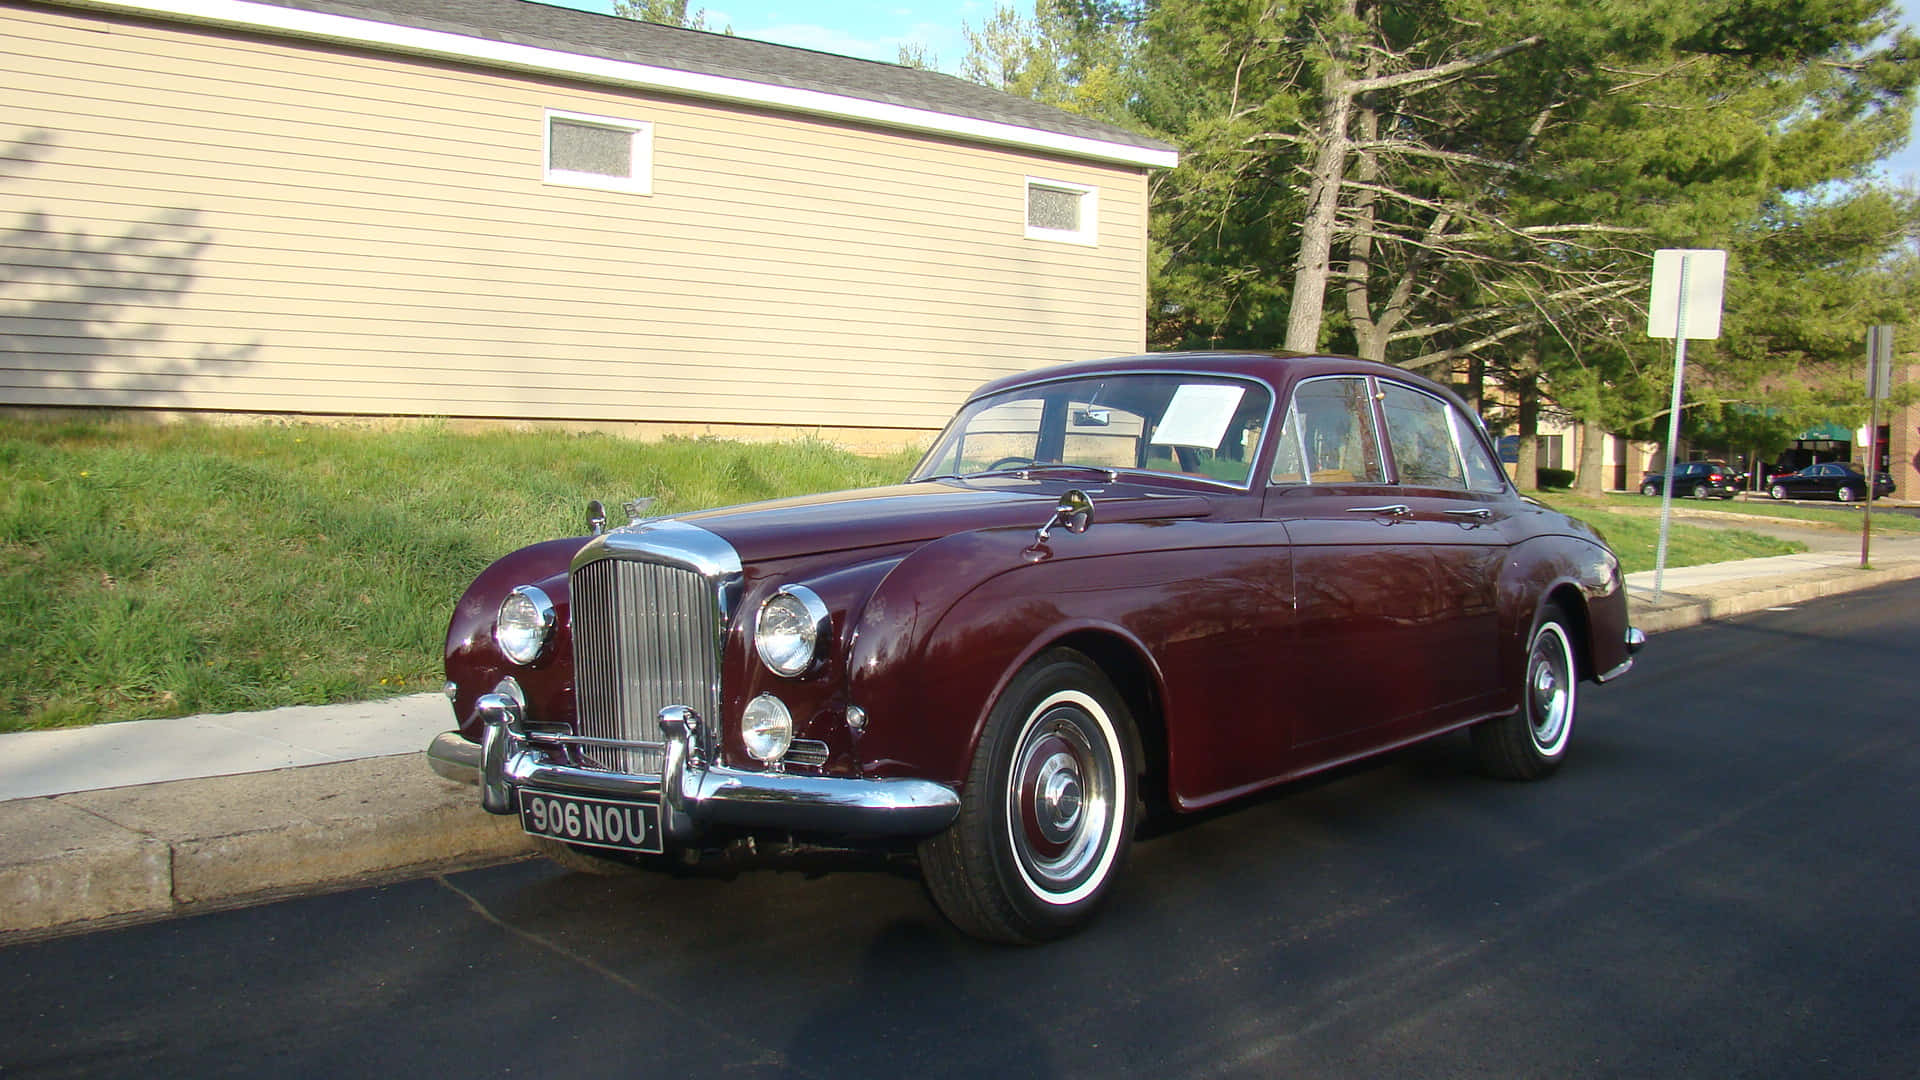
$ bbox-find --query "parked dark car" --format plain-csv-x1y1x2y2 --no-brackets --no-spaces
428,352,1643,943
1765,462,1895,502
1639,460,1741,499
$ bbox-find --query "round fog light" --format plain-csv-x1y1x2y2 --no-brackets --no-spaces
741,694,794,762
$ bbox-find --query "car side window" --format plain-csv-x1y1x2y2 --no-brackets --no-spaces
1273,377,1384,485
1380,382,1467,490
1451,408,1507,493
1269,400,1306,484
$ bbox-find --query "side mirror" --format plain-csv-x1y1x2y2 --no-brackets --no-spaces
1035,489,1095,544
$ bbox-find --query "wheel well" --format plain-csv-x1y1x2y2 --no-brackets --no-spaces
1547,584,1594,682
1052,630,1171,817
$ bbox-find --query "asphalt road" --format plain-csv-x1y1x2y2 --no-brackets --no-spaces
6,582,1918,1079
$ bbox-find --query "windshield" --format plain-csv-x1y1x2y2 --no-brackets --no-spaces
911,373,1274,487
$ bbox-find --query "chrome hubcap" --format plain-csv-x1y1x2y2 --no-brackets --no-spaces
1007,693,1117,901
1528,624,1573,753
1035,752,1084,842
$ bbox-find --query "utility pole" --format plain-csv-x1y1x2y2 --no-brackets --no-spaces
1864,326,1893,569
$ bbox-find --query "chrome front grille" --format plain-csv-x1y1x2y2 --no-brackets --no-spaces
570,557,721,777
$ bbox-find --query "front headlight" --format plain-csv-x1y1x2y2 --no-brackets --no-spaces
495,585,555,665
741,694,794,762
754,584,830,677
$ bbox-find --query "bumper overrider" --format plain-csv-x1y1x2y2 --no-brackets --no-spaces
427,693,961,844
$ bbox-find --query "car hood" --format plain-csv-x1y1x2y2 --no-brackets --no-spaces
668,479,1218,564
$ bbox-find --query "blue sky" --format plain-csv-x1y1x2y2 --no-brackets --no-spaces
558,0,990,70
549,0,1920,182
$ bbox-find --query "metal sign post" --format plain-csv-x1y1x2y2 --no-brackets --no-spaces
1863,325,1894,568
1646,249,1728,601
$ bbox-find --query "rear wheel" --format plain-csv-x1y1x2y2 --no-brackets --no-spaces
1836,485,1856,503
1769,484,1787,501
1692,482,1710,499
919,648,1139,944
1474,604,1578,781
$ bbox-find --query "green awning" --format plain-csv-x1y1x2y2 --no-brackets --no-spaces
1796,422,1853,440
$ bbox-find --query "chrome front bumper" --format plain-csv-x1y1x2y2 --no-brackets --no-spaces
1595,626,1647,684
426,694,960,841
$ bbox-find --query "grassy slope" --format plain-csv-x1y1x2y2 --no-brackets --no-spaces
5,419,1863,731
0,417,921,731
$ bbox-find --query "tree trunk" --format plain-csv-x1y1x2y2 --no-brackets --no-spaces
1513,350,1540,490
1576,421,1606,495
1282,0,1359,353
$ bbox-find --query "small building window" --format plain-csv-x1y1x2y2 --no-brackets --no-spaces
1025,178,1098,245
545,110,652,195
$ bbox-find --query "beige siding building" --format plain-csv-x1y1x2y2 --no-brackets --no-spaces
3,0,1176,441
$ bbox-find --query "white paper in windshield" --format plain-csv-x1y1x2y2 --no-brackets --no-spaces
1150,384,1245,449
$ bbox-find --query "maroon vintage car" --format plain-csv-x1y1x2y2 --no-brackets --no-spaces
428,352,1642,943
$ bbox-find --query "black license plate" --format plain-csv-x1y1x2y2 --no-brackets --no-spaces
518,790,663,854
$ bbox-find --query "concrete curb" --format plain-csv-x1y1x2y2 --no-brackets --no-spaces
6,556,1919,942
0,755,533,939
1627,559,1920,634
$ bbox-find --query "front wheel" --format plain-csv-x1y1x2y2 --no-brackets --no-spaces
1473,604,1578,781
1640,482,1659,497
919,648,1139,944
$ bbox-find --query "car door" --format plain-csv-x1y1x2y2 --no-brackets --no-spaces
1262,375,1505,757
1371,380,1510,731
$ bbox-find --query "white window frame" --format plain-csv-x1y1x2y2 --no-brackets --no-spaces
544,109,653,195
1024,177,1099,246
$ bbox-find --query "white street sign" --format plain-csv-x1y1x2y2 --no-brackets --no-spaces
1867,324,1893,400
1647,249,1728,340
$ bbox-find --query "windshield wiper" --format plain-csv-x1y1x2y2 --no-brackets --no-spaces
1007,463,1121,482
919,463,1123,483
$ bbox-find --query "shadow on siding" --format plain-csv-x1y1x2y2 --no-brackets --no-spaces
2,128,257,406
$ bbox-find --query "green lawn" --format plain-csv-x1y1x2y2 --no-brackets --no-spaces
1591,490,1920,531
0,416,1822,731
1531,495,1803,574
0,416,922,732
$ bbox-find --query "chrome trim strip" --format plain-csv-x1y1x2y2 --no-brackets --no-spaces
455,703,960,839
525,732,666,751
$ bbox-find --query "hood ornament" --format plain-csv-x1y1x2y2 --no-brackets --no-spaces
587,497,659,536
1034,489,1095,545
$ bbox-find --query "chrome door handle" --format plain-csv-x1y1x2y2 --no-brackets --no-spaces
1347,504,1411,516
1444,508,1493,520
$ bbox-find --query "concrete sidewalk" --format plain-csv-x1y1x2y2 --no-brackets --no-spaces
7,521,1920,940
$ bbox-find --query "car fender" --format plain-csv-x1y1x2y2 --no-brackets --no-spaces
1498,532,1630,702
847,518,1288,792
444,537,585,739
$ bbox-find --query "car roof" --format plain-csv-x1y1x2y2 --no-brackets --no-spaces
969,351,1469,410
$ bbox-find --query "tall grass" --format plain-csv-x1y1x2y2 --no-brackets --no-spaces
0,416,921,731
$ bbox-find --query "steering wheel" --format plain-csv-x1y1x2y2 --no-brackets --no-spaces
985,456,1039,472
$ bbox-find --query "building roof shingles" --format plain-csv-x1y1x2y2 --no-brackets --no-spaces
256,0,1174,155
